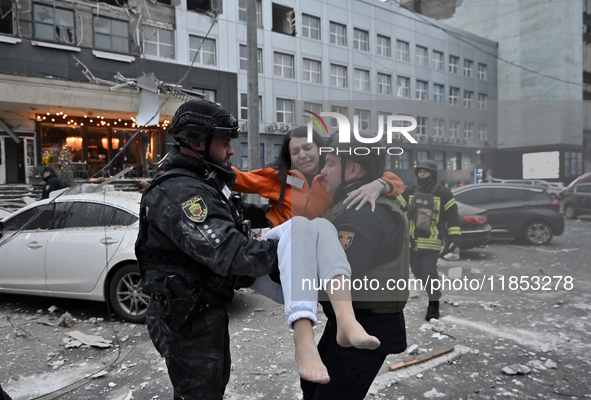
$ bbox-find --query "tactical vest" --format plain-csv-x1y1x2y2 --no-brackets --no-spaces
135,168,241,306
407,183,440,231
323,196,409,314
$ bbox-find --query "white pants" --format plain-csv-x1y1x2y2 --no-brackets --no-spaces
251,216,351,328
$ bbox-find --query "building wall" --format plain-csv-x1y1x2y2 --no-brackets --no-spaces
398,0,587,182
172,0,498,184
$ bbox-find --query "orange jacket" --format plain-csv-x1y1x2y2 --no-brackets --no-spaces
232,167,405,227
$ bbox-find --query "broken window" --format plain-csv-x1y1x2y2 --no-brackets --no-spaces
0,0,14,35
97,0,128,7
33,4,75,45
272,3,295,36
187,0,222,14
94,17,129,53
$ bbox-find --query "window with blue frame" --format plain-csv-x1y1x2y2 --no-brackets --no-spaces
399,150,411,170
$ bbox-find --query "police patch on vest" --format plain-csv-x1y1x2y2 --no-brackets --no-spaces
338,231,355,251
182,196,208,223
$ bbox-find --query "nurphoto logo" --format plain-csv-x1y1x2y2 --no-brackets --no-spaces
303,110,418,155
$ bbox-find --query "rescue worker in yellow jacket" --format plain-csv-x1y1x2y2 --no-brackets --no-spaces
398,159,461,320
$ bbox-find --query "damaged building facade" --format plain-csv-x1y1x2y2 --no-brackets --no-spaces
0,0,236,183
1,0,498,185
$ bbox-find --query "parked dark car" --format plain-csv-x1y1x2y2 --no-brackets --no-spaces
439,202,491,257
498,179,562,199
452,184,564,245
563,183,591,219
561,172,591,198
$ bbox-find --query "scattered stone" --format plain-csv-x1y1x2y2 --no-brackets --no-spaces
417,348,429,355
501,364,531,375
407,344,419,355
544,359,557,369
432,333,449,340
91,371,108,379
423,388,446,398
452,302,459,307
37,319,56,327
48,305,59,314
540,343,556,353
448,267,463,280
254,308,266,312
443,253,460,261
47,360,64,369
57,312,74,328
108,382,117,387
470,268,482,274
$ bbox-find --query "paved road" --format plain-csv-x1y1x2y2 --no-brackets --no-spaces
1,218,590,399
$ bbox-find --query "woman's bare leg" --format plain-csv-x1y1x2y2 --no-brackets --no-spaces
293,319,330,384
328,275,380,349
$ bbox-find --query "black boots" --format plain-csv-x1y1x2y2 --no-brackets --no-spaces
426,301,440,321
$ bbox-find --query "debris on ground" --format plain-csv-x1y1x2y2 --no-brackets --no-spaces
57,312,75,328
66,330,113,348
501,363,531,375
389,346,455,371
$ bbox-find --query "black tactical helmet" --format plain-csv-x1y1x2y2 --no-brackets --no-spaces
324,133,386,182
167,100,239,143
415,159,438,179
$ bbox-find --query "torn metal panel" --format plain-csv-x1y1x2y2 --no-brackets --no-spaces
0,118,21,143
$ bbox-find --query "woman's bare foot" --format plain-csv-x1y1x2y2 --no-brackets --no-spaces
336,318,381,350
293,319,330,384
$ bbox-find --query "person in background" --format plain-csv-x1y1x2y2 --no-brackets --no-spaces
398,159,461,321
41,166,63,199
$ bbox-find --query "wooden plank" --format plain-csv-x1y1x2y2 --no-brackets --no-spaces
388,345,455,371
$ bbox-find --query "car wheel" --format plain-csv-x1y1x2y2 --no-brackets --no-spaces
108,264,150,323
523,221,553,246
564,204,578,219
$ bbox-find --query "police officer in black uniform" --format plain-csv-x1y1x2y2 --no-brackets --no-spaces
301,136,409,400
135,100,279,400
398,159,461,321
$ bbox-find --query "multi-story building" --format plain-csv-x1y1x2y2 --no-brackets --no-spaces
0,0,237,183
171,0,498,184
1,0,497,185
400,0,587,182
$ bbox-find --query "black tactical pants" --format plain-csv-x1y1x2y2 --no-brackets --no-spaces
301,309,406,400
410,250,442,301
146,298,230,400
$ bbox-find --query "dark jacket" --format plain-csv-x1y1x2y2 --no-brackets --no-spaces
136,146,279,307
398,182,461,251
41,170,63,199
321,179,408,355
